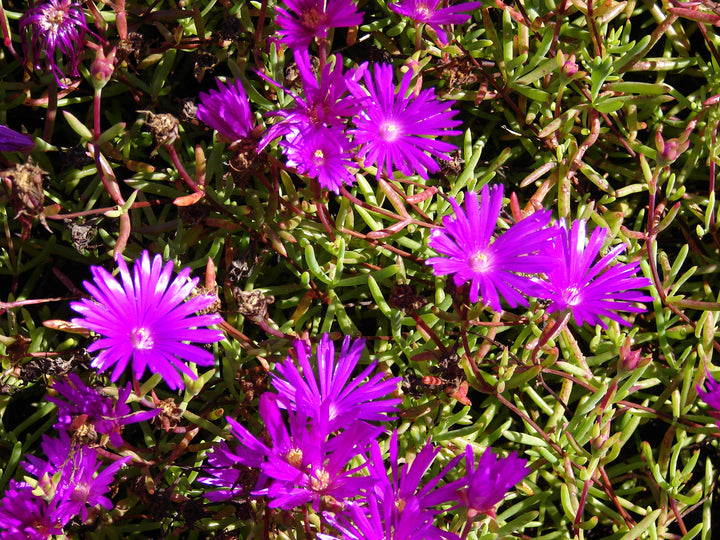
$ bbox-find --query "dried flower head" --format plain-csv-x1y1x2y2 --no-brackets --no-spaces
19,0,88,88
70,251,224,390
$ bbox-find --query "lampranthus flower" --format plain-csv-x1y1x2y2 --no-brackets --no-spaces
536,220,653,328
70,251,224,390
19,0,88,88
0,125,35,152
348,63,461,179
49,373,159,447
197,78,255,142
282,126,357,193
275,0,363,50
259,52,358,149
697,372,720,426
426,184,555,312
389,0,482,45
273,333,401,436
0,480,64,539
456,445,528,519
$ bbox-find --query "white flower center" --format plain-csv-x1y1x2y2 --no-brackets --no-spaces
130,327,154,350
310,468,330,492
562,286,582,306
379,121,400,142
415,4,431,19
312,148,326,166
286,448,303,468
469,251,491,273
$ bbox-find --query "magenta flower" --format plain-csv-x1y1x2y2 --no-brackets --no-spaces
0,125,35,152
222,393,380,510
49,373,159,447
426,184,555,311
275,0,363,49
0,480,64,539
22,432,131,526
697,372,720,427
197,78,255,141
19,0,88,88
348,63,461,179
389,0,482,44
456,445,528,518
70,251,224,390
536,220,653,328
53,448,131,524
273,333,401,436
259,52,358,149
282,126,357,193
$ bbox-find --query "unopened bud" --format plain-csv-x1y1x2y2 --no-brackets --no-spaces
91,47,117,89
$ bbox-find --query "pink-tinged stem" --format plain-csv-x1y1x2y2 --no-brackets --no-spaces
43,77,58,143
165,143,203,193
0,1,19,62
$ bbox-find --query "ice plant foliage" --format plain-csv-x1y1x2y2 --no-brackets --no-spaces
348,63,461,179
275,0,364,49
197,78,255,141
389,0,482,45
426,184,555,311
19,0,88,88
70,251,224,390
537,220,652,328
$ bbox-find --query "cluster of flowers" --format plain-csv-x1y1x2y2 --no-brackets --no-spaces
0,374,159,537
199,50,462,193
197,333,529,539
426,183,654,328
196,0,485,193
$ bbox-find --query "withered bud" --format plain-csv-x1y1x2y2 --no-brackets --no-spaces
233,289,274,321
140,111,179,148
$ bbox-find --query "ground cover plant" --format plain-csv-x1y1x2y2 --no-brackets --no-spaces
1,0,720,538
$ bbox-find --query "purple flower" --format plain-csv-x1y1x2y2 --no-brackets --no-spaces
319,498,443,540
224,393,379,510
331,431,462,540
275,0,363,49
389,0,482,44
53,448,131,524
456,445,528,518
425,184,555,311
70,251,224,390
697,371,720,426
282,126,357,193
536,220,653,328
0,480,64,539
0,125,35,152
196,441,255,501
19,0,88,88
48,373,159,447
21,432,131,526
197,78,255,141
273,333,401,436
259,52,358,149
348,63,461,179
